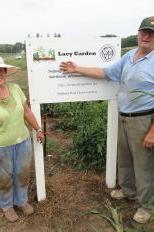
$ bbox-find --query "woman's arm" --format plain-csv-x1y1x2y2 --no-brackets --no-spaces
23,103,44,143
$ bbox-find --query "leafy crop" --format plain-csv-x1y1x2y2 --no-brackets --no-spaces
48,101,108,170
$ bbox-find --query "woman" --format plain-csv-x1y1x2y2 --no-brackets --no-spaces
0,57,44,222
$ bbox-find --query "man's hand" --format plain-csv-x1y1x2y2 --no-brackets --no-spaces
60,61,105,79
142,131,154,148
60,61,77,73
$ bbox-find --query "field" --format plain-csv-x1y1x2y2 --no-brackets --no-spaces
0,55,154,232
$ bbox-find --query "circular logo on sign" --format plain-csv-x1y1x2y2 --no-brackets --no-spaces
100,45,115,62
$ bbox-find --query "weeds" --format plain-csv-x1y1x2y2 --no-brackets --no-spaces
90,199,124,232
101,199,124,232
89,200,153,232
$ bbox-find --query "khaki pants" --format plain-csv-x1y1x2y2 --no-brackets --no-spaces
118,114,154,211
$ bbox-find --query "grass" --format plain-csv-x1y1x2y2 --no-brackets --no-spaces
46,136,55,155
121,47,136,55
4,56,27,70
1,53,29,97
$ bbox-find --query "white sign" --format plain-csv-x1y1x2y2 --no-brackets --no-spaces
26,38,120,104
26,37,120,201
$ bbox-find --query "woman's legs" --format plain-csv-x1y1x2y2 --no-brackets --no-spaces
13,138,32,206
0,146,13,209
0,138,32,221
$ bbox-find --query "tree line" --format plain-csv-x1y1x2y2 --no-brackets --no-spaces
121,35,137,48
0,35,138,54
101,34,137,48
0,42,25,54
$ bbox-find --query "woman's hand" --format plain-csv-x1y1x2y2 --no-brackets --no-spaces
24,103,45,144
36,130,44,144
60,61,77,73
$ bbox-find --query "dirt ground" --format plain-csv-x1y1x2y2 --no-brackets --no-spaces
1,117,154,232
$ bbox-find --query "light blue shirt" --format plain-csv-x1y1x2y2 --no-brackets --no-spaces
104,48,154,113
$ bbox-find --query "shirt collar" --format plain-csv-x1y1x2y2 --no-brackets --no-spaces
129,48,154,63
145,49,154,59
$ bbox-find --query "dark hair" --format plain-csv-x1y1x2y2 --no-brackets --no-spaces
0,68,7,73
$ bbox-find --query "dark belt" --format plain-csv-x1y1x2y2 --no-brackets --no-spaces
119,108,154,117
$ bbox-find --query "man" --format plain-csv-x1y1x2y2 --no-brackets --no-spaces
60,16,154,224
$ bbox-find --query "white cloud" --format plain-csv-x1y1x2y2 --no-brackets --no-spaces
0,0,154,43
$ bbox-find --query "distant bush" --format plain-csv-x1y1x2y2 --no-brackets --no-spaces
121,35,137,48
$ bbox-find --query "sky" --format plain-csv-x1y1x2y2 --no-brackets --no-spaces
1,0,154,44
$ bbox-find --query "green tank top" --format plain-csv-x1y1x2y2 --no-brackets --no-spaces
0,83,29,147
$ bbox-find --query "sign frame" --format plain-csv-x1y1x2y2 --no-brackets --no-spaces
26,37,120,201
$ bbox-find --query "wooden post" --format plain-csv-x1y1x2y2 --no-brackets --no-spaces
106,99,118,188
31,103,46,201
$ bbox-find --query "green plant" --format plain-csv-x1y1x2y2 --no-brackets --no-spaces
101,200,124,232
44,101,107,170
46,136,55,155
90,200,124,232
125,228,151,232
64,101,107,170
89,223,101,232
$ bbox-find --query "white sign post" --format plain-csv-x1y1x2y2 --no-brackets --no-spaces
26,37,120,201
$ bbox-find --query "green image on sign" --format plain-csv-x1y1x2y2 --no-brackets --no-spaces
33,47,55,61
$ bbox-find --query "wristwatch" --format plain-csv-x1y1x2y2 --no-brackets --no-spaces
36,128,42,133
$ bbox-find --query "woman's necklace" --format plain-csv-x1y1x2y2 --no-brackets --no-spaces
0,85,16,110
0,85,10,101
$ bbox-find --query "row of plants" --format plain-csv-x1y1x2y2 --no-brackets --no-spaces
44,101,107,171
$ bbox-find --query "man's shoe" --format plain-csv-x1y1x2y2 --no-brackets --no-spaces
20,203,34,215
110,189,125,200
3,207,19,222
133,208,151,224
